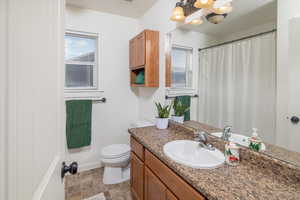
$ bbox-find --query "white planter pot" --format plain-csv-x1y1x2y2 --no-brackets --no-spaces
171,116,184,124
156,118,169,129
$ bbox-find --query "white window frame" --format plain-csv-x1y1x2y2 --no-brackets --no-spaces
167,44,196,96
64,30,103,99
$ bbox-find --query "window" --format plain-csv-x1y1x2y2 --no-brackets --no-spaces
65,31,98,90
171,46,193,88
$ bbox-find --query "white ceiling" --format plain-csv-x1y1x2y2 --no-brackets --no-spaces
180,0,277,37
66,0,158,18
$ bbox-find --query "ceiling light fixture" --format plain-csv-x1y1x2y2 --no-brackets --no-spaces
213,3,233,14
170,2,186,22
189,18,204,25
170,0,234,25
206,13,227,24
194,0,214,9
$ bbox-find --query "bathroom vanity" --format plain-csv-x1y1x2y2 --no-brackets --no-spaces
130,136,205,200
129,123,300,200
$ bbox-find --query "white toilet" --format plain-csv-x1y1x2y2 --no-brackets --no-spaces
101,120,153,185
101,144,131,185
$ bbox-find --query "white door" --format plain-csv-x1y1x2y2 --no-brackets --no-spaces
0,0,8,199
4,0,65,199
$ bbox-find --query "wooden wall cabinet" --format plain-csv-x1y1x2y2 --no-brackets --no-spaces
130,32,145,68
129,30,159,87
130,137,205,200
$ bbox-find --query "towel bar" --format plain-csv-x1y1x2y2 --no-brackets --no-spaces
93,97,106,103
165,94,198,100
65,97,107,103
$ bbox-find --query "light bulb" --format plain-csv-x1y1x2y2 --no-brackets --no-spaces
170,6,186,22
206,13,227,24
189,18,203,25
213,3,233,14
194,0,214,9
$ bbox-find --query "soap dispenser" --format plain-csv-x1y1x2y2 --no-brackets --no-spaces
248,128,262,152
225,142,240,166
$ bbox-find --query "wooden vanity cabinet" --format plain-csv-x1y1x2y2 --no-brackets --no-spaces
130,137,145,200
145,167,167,200
129,30,159,87
130,136,206,200
166,190,178,200
145,167,179,200
131,136,144,161
131,152,144,200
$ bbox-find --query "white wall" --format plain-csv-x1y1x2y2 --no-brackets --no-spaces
0,0,8,199
219,21,276,43
6,0,64,199
65,6,140,170
276,0,300,151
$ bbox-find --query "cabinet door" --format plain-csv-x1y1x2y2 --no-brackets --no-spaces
145,167,167,200
135,32,145,67
166,190,178,200
129,39,135,67
131,152,144,200
145,150,205,200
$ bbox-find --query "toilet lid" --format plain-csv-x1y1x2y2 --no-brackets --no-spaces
101,144,130,158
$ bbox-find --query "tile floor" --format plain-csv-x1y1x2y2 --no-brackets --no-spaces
65,168,132,200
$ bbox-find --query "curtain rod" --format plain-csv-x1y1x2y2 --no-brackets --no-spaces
198,29,277,52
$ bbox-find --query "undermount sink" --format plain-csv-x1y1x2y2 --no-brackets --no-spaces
163,140,225,169
211,132,266,151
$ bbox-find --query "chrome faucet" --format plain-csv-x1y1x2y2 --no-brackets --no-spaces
222,125,232,141
194,131,215,151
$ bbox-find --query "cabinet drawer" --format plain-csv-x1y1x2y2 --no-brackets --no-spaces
145,150,205,200
131,137,144,161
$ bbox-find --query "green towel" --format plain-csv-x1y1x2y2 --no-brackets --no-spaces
135,71,145,84
66,100,92,149
175,96,191,121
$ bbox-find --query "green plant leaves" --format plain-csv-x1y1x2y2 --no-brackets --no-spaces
155,102,172,118
173,99,190,117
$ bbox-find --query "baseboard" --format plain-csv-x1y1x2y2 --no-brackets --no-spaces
78,161,103,172
32,155,61,200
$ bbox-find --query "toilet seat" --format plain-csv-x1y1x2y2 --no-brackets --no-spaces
101,144,130,159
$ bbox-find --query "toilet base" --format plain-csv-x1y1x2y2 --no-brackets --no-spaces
103,165,130,185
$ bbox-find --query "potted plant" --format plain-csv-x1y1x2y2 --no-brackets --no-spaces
155,102,172,129
171,99,190,124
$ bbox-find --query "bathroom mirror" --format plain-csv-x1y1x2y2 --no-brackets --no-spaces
166,0,300,167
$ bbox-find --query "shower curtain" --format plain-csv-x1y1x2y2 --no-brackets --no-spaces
198,32,276,144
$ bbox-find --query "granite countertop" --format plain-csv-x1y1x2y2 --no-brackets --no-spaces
128,123,300,200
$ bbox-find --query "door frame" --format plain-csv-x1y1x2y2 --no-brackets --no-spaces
0,0,8,199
